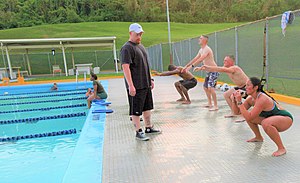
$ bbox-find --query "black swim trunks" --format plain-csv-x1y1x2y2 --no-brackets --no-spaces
179,78,197,90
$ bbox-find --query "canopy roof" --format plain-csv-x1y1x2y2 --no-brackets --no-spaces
0,37,117,49
0,37,118,79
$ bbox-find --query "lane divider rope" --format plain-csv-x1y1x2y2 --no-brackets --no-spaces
0,97,87,106
0,88,88,96
0,91,86,101
0,103,87,114
0,112,86,125
0,128,77,142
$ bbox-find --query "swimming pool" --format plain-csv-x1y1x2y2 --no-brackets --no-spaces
0,81,108,183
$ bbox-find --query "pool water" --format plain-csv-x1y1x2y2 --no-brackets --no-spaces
0,81,107,183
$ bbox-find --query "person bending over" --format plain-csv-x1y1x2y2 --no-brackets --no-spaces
155,64,197,104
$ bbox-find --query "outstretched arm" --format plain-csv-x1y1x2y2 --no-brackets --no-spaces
194,65,235,73
155,69,179,76
191,51,209,66
182,51,209,73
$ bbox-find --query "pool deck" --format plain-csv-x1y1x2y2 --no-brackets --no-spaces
102,76,300,183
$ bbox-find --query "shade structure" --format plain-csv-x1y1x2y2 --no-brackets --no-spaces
0,37,118,79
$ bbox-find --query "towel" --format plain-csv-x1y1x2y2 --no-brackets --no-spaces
281,11,295,36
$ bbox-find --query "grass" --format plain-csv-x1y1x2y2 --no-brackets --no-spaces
2,21,299,99
0,21,243,75
0,22,243,48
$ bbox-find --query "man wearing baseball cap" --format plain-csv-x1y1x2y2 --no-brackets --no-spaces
129,23,144,34
120,23,161,141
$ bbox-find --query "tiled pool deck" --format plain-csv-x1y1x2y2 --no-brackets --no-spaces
102,76,300,183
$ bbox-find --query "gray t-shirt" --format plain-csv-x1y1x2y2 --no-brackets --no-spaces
120,41,151,90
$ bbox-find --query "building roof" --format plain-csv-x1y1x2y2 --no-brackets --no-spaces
0,37,116,49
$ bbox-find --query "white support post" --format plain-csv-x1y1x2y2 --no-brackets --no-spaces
84,71,87,88
265,19,269,90
26,49,32,75
71,47,75,69
5,46,13,79
235,26,239,65
159,43,163,72
166,0,173,65
76,69,78,83
189,38,192,61
214,32,218,65
61,41,68,76
1,43,8,77
113,39,118,73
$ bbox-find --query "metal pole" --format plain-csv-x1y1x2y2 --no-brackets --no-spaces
113,40,118,73
235,26,239,65
265,19,269,90
1,43,8,77
76,69,78,83
71,47,75,69
180,41,183,65
47,53,51,74
5,46,13,79
166,0,173,64
95,50,98,67
25,49,32,75
60,41,68,76
159,44,163,72
214,32,218,65
189,39,192,61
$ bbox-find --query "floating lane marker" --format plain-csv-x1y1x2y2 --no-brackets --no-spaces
0,112,86,125
0,129,77,142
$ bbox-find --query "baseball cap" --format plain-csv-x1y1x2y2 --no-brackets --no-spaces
129,23,144,33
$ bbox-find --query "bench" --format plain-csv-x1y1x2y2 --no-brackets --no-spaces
13,71,29,78
75,63,93,75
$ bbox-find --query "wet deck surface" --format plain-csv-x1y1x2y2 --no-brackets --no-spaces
102,76,300,183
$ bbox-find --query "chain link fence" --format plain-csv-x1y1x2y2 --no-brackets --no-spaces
147,10,300,98
1,11,299,97
0,49,117,75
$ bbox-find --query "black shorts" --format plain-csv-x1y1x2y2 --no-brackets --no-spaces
127,87,153,116
179,78,197,90
234,85,248,99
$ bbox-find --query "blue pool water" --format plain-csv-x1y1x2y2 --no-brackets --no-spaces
0,81,108,183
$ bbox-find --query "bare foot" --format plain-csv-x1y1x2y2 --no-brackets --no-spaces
209,107,218,111
272,149,286,157
247,137,264,142
235,118,246,123
224,114,238,118
203,104,212,108
176,98,185,102
182,100,191,104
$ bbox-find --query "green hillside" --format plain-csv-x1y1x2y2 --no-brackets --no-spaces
0,21,242,48
0,21,243,75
